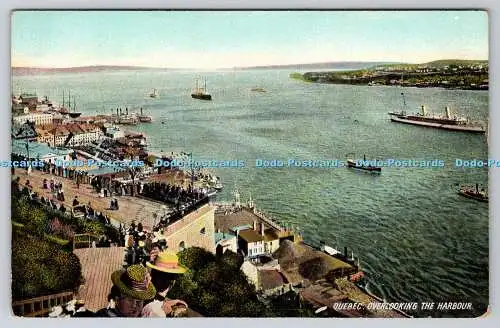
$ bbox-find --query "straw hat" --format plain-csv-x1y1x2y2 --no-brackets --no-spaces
146,250,187,274
111,265,156,300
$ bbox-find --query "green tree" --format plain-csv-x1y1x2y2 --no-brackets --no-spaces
178,247,215,271
170,247,273,317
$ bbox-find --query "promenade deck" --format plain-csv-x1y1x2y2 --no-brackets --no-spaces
15,169,174,230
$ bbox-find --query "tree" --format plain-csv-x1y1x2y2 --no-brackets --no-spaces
128,166,141,196
177,247,215,271
170,247,273,317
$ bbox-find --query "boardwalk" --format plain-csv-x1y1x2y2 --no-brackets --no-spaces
73,247,126,311
15,169,174,230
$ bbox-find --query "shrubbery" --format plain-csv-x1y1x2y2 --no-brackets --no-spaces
169,247,273,317
11,229,83,300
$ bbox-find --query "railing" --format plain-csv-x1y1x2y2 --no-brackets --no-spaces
73,233,105,250
12,291,75,317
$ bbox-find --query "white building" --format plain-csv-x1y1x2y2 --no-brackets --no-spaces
66,124,103,147
13,112,53,126
105,126,125,139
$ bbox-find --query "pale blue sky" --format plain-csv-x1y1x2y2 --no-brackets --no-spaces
11,11,489,69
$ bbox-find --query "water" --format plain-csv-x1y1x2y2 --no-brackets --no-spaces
12,69,489,317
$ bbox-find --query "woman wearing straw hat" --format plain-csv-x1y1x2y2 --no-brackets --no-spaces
145,250,189,317
95,264,156,317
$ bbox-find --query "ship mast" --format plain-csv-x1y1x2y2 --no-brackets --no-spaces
400,92,407,115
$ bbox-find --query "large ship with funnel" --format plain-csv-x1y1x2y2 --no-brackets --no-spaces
388,93,486,133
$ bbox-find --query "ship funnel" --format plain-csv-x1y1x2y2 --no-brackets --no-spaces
420,105,426,116
445,106,451,119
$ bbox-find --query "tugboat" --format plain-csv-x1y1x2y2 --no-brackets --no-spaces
137,107,152,123
346,154,382,173
458,184,488,202
388,93,485,133
191,78,212,101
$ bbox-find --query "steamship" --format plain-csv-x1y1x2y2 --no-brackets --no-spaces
388,93,486,133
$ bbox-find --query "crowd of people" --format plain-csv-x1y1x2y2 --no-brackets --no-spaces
42,178,65,201
12,176,113,230
141,181,208,206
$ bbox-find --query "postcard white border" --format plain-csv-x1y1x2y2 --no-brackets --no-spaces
1,1,498,328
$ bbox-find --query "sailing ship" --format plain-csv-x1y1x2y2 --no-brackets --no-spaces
388,93,485,133
59,90,81,118
149,88,159,98
137,107,152,123
458,184,488,202
346,154,382,173
191,78,212,101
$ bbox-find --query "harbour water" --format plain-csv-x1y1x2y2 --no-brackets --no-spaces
12,69,489,317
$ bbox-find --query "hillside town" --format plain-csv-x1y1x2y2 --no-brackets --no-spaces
10,92,410,318
294,60,489,90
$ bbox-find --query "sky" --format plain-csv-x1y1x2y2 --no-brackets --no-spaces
11,10,489,69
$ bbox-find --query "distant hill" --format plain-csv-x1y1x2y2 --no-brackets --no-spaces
233,61,400,70
11,65,168,75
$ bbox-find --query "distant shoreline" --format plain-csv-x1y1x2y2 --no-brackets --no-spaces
290,59,489,91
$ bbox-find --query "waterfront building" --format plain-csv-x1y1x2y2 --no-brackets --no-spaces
214,231,238,255
240,259,294,297
238,228,265,258
104,126,125,139
65,123,103,147
11,139,73,163
161,203,216,253
19,93,38,107
12,112,53,126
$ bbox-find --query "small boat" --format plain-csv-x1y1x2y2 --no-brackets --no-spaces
346,154,382,173
458,184,488,202
251,87,266,92
191,78,212,101
149,88,159,98
213,179,223,191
